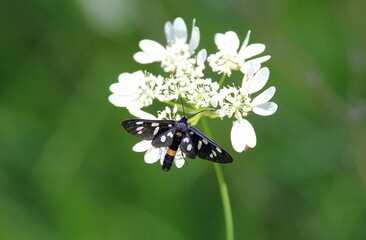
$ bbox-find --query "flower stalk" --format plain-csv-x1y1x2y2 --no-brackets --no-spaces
215,164,234,240
202,118,234,240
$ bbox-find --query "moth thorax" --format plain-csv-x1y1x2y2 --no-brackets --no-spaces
176,122,188,133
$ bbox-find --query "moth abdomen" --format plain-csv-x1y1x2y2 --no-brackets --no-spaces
162,153,175,172
162,132,182,171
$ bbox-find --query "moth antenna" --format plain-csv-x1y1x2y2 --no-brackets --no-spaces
187,108,215,119
184,156,189,166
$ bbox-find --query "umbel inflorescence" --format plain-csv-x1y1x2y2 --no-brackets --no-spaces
109,17,277,168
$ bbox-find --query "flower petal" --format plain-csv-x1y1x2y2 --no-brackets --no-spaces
108,94,133,107
133,52,160,64
231,119,256,152
240,61,261,75
224,31,240,52
253,102,278,116
159,154,164,165
239,43,265,59
240,30,251,51
110,80,138,95
231,120,246,152
174,151,185,168
128,108,156,119
214,33,225,50
144,147,163,164
134,40,166,63
252,86,276,106
244,55,271,67
189,19,200,52
132,140,152,152
139,40,165,55
197,49,207,64
164,21,174,45
173,17,187,43
249,67,270,94
109,73,142,108
109,82,126,95
115,71,144,87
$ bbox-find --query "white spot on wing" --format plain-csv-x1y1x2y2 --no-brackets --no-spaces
212,150,217,157
198,140,202,150
151,122,159,127
137,130,143,134
202,139,208,145
216,147,222,153
160,135,166,142
136,126,144,131
153,127,159,135
136,121,143,125
167,132,174,138
209,153,213,158
183,137,189,143
187,144,192,151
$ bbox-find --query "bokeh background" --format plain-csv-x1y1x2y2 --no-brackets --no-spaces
1,0,366,239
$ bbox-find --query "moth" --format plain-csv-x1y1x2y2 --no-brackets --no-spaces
122,115,233,171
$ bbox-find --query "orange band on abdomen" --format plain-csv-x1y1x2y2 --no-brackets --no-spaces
166,148,177,157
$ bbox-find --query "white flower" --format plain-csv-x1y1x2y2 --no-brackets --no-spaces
158,75,191,101
215,85,251,119
133,17,201,73
186,78,219,108
109,71,145,110
157,52,208,102
135,73,165,106
208,31,271,76
214,66,277,119
214,66,278,152
165,18,200,52
174,49,207,78
108,71,164,112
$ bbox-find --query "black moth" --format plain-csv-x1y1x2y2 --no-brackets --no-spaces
122,116,233,171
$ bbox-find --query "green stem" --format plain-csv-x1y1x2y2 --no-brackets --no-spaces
214,164,234,240
219,74,227,88
201,118,234,240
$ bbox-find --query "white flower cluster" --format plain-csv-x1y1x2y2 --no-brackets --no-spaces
109,17,278,164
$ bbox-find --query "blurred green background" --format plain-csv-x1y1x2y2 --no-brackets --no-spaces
1,0,366,239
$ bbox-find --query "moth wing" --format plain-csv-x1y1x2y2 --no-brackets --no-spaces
179,132,197,159
121,119,175,140
189,127,233,163
152,127,176,148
